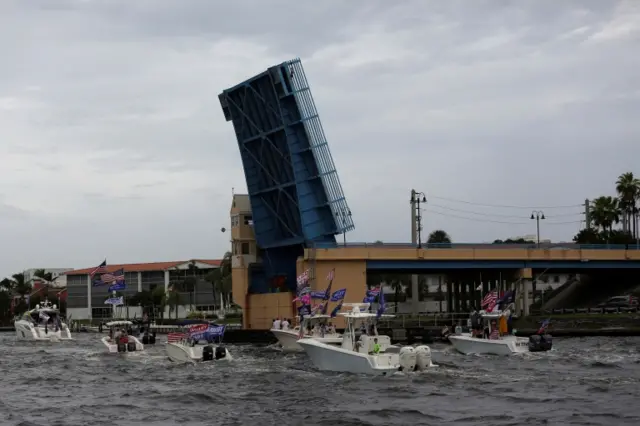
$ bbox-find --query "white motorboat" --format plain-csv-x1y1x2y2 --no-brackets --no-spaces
448,310,552,355
166,322,232,364
101,320,145,353
271,314,342,352
14,300,72,341
297,303,436,376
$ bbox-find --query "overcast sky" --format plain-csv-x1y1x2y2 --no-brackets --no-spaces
1,0,639,277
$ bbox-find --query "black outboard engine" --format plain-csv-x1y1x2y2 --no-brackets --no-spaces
127,342,137,352
149,333,156,344
528,334,553,352
215,346,227,360
202,345,214,361
142,334,149,344
117,343,127,353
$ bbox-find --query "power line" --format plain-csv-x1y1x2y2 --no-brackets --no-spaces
428,203,583,219
425,209,583,226
428,195,583,210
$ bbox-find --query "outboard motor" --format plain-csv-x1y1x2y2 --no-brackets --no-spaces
415,345,434,371
142,334,149,344
117,343,126,353
398,346,417,372
149,333,156,344
202,345,214,361
127,342,137,352
528,334,553,352
215,346,227,360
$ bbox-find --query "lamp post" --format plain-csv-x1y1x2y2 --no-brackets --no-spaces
410,190,427,248
530,210,545,248
339,209,352,245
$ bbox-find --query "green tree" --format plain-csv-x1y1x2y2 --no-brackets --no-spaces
11,273,31,306
591,195,620,236
33,269,53,282
427,230,452,244
0,290,11,324
167,289,182,319
616,172,640,238
206,251,232,310
151,286,167,322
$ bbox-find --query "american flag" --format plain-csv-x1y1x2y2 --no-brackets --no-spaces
90,260,107,278
167,332,186,343
482,291,497,308
101,268,124,284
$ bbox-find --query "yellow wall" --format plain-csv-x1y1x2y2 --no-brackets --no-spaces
296,258,367,328
246,293,294,330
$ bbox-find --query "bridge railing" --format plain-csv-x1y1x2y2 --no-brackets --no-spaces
311,242,640,250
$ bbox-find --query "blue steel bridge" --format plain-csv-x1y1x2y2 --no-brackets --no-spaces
219,58,354,292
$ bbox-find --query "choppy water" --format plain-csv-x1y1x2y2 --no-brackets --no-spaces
1,334,639,426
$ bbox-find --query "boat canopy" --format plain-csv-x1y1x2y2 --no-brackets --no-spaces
105,320,133,327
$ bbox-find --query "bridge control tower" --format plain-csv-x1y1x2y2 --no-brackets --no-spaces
219,58,354,326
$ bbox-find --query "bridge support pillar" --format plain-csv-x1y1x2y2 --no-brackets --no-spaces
516,268,533,316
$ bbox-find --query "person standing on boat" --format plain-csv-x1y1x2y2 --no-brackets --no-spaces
372,338,380,355
282,318,290,330
272,318,281,330
489,320,500,340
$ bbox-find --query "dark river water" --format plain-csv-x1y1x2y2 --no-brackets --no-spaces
0,333,639,426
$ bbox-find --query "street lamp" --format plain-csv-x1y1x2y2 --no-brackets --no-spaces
339,209,352,245
530,210,545,248
410,191,427,248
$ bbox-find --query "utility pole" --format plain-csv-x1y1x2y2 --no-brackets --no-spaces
585,199,591,230
530,211,545,248
409,190,427,315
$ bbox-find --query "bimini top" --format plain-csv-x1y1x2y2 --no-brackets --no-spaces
302,314,331,321
339,303,394,319
105,320,132,327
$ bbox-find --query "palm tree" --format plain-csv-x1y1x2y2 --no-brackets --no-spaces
151,286,167,322
33,269,53,299
206,252,232,311
427,230,452,244
0,278,14,292
11,273,31,304
167,290,182,319
591,196,620,239
616,172,640,238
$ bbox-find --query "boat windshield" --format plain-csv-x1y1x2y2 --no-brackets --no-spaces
30,310,62,329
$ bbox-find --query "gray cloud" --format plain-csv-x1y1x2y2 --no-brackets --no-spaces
0,0,639,277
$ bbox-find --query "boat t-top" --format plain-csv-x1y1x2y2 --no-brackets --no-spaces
297,303,435,375
14,299,72,341
271,313,342,352
448,309,553,355
165,320,232,364
101,320,145,353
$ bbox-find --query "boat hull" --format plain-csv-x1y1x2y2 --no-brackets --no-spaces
14,321,73,341
166,343,233,364
448,334,529,355
271,329,343,352
298,338,402,376
102,336,145,353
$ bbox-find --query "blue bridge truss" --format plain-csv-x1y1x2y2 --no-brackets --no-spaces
219,58,354,292
219,58,354,250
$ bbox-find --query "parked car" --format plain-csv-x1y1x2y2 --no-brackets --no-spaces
597,295,639,308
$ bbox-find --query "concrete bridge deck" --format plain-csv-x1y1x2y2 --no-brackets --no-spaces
306,243,640,269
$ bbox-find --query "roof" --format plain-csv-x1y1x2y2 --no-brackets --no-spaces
66,259,221,275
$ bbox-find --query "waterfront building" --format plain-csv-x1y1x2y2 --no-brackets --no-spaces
65,259,221,320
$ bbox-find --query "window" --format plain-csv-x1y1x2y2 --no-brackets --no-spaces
244,215,253,225
241,243,250,254
553,275,560,283
231,214,239,227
